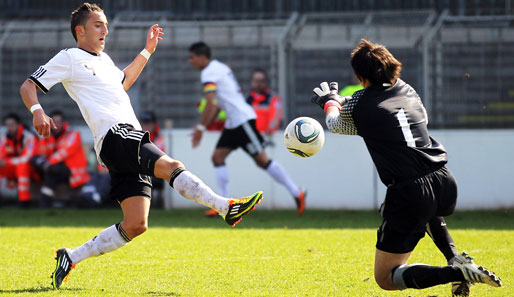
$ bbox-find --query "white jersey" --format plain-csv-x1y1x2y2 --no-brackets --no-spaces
201,60,256,129
29,48,141,159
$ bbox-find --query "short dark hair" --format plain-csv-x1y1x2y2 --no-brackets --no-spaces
350,39,402,85
49,110,65,120
189,42,211,59
252,68,268,83
70,2,104,42
140,111,157,123
3,112,21,124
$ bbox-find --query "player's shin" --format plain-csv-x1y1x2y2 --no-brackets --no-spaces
214,165,229,197
68,224,129,264
426,217,459,263
169,168,229,216
264,160,301,197
392,263,465,290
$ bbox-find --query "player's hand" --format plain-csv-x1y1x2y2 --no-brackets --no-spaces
33,109,57,138
191,128,203,148
145,24,164,54
311,82,347,111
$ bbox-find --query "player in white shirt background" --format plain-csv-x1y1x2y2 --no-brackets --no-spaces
19,2,262,290
188,42,306,217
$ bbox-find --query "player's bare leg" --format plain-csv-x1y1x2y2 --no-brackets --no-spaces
120,196,150,239
374,249,411,290
253,151,305,215
52,196,147,289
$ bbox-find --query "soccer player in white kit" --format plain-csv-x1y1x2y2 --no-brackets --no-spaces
188,42,306,217
19,3,262,289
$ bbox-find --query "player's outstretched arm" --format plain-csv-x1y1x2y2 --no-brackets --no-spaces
192,92,220,148
122,24,164,91
19,80,57,138
311,81,358,135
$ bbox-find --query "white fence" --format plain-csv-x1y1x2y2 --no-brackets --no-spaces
160,129,514,210
1,127,512,209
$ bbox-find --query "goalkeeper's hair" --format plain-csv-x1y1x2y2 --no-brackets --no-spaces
350,39,402,86
189,42,211,59
70,2,104,42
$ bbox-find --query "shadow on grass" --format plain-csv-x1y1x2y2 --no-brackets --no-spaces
145,291,181,296
0,208,513,230
0,286,82,294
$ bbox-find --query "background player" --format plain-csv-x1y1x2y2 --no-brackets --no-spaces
19,2,262,289
188,42,305,216
311,39,501,295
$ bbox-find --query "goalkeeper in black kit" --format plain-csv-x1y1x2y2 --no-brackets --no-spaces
311,39,501,296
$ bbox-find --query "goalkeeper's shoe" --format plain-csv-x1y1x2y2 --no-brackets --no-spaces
223,191,263,227
449,256,471,296
451,281,471,296
295,189,306,216
51,248,75,289
452,252,501,288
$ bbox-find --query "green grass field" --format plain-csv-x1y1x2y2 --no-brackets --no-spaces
0,208,513,297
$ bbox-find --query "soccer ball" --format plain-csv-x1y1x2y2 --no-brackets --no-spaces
284,117,325,158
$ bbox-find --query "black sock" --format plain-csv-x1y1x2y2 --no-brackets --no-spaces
168,167,185,188
427,217,458,263
393,264,465,289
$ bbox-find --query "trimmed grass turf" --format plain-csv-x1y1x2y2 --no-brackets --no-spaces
0,209,512,296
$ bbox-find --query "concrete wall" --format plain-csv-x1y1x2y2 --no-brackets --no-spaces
162,129,514,210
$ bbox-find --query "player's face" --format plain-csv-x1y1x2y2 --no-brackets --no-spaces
81,11,109,53
4,119,18,136
251,72,268,93
188,53,204,70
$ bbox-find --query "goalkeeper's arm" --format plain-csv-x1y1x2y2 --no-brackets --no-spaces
311,81,358,135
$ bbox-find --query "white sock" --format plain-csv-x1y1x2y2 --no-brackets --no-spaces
266,160,301,197
69,224,128,264
214,165,229,197
173,171,229,216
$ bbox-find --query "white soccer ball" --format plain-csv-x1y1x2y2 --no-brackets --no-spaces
283,117,325,158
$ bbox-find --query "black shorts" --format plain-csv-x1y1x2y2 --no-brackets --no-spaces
216,120,265,156
99,124,166,203
376,165,457,253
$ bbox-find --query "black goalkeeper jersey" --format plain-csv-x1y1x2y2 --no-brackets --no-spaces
349,79,447,186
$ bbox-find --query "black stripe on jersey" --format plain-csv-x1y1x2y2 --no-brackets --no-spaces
28,76,49,94
122,73,126,84
32,66,47,79
31,67,42,78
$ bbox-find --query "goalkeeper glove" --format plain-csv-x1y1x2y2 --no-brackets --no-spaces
311,82,349,112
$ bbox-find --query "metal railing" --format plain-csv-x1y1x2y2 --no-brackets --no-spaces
1,11,513,129
1,0,512,18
